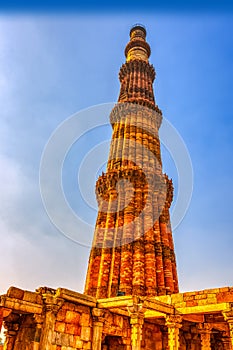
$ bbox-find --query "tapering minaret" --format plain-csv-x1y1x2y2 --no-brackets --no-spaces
85,25,179,299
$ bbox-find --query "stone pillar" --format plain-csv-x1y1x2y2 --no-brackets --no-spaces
3,315,20,350
92,308,105,350
33,315,44,350
222,335,232,350
0,308,3,333
198,323,212,350
128,297,145,350
223,306,233,350
165,315,182,350
1,309,12,334
130,312,144,350
39,295,63,350
3,329,17,350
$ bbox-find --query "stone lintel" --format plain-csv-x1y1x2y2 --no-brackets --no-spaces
108,307,129,317
98,296,174,318
143,299,174,315
176,302,229,315
153,295,172,305
55,288,96,307
144,310,167,318
0,296,42,315
183,314,205,323
97,296,134,309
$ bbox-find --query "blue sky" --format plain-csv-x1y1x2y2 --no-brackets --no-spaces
0,13,233,297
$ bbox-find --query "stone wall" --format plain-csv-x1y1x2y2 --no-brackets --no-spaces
0,287,95,350
51,302,92,349
155,286,233,310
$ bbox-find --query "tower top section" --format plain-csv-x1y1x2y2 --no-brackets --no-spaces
125,24,151,62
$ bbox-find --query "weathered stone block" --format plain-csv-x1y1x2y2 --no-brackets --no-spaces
75,339,83,349
57,309,67,322
83,341,92,349
55,332,62,345
65,323,77,335
81,327,91,341
171,293,183,303
63,302,75,311
65,311,80,324
55,322,66,333
23,291,40,304
74,325,81,336
204,288,220,294
219,287,229,292
76,305,90,314
195,294,207,300
206,297,217,304
80,313,90,326
217,291,233,303
186,300,198,307
68,335,74,347
7,287,24,300
61,333,70,347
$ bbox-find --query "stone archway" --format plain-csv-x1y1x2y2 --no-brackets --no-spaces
101,335,126,350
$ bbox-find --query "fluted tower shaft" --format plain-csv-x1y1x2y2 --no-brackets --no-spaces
85,25,179,299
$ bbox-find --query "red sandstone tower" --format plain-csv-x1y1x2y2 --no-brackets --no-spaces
85,25,179,299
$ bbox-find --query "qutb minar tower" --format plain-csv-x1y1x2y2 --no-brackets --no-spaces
85,24,179,299
1,24,233,350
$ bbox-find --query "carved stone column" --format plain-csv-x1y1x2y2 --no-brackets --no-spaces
128,297,145,350
221,334,232,350
223,305,233,350
3,328,17,350
92,308,105,350
198,323,212,350
32,315,44,350
0,308,12,343
39,295,63,350
165,315,182,350
3,314,20,350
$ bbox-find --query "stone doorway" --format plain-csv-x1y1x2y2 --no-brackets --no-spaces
101,335,126,350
